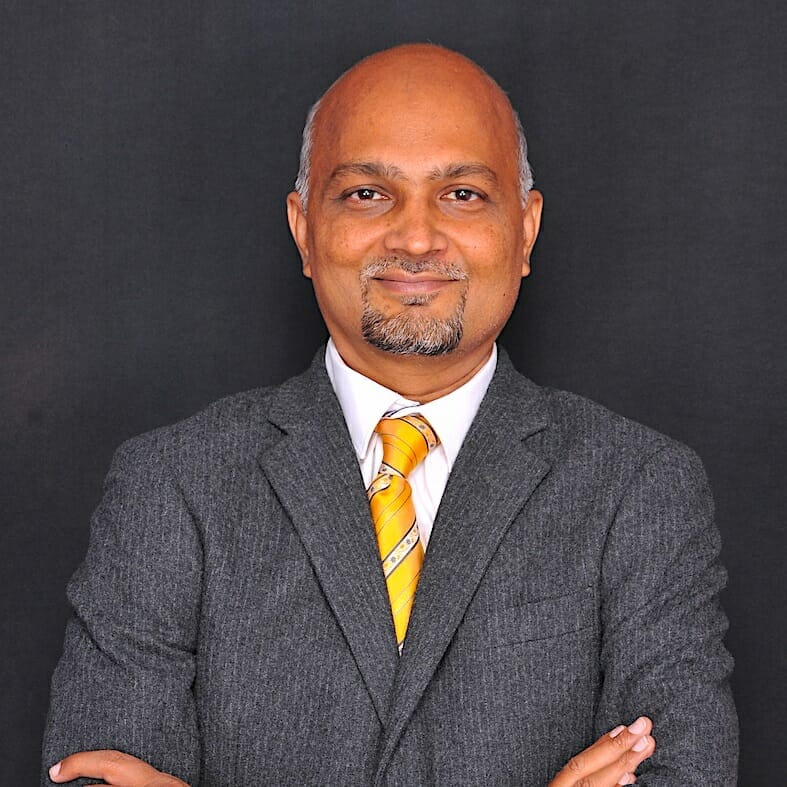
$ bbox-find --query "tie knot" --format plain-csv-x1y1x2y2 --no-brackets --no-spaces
375,414,439,478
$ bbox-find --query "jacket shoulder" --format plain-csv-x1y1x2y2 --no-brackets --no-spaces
110,383,286,474
538,384,702,468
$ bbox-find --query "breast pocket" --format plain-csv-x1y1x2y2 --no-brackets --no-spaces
455,587,598,650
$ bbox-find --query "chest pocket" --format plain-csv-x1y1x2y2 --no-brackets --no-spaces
454,586,598,649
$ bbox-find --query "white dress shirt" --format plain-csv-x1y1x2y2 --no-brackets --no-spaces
325,339,497,548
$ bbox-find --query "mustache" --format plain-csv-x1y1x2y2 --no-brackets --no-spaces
360,256,469,281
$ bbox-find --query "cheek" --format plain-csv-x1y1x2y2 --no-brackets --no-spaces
460,230,526,331
315,217,380,260
307,232,364,288
470,232,525,295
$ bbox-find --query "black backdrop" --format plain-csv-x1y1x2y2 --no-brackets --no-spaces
2,1,785,782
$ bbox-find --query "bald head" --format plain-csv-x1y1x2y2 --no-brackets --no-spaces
294,44,533,209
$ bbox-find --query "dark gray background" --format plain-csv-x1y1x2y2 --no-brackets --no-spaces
2,1,784,782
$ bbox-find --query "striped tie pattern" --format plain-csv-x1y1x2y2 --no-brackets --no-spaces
368,414,439,652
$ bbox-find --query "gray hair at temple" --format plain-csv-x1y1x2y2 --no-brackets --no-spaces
293,95,535,212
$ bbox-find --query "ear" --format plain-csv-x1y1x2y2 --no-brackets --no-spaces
520,189,543,278
286,191,312,278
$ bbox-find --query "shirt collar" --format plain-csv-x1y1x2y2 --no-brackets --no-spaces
325,338,497,469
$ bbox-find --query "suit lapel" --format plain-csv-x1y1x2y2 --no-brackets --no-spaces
375,353,552,781
258,353,399,724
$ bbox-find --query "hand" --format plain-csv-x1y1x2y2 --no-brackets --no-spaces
548,716,656,786
49,750,189,786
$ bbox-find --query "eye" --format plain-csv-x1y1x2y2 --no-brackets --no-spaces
443,188,483,202
346,188,386,201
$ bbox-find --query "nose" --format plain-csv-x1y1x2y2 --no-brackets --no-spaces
382,197,449,257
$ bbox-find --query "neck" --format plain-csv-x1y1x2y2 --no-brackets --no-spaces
330,339,494,403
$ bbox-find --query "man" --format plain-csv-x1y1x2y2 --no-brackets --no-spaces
43,44,737,785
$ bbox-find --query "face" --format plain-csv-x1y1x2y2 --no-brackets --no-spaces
287,50,542,371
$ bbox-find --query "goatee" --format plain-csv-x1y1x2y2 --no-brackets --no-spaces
359,257,469,356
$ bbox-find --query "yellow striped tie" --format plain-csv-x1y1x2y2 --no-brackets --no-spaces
368,414,439,652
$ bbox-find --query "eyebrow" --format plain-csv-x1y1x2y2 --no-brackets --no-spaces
328,162,407,182
426,163,500,186
328,161,500,186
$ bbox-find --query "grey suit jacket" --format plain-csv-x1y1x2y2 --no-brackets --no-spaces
43,349,737,785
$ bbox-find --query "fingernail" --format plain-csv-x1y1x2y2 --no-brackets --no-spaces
609,725,626,738
627,716,647,735
617,774,635,785
632,735,649,752
49,761,61,779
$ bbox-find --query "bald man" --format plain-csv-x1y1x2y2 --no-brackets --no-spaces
43,45,737,785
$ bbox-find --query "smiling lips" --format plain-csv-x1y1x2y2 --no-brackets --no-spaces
373,272,461,295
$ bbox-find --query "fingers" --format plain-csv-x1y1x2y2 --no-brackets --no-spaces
588,723,656,786
549,716,656,786
49,750,189,786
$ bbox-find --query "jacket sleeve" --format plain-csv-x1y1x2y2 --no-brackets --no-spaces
594,443,738,785
41,436,202,786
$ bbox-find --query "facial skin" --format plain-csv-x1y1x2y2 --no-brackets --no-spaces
287,44,543,401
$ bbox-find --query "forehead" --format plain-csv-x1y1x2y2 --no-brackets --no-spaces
312,59,519,184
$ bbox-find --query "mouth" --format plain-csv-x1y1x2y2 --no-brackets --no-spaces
372,273,460,296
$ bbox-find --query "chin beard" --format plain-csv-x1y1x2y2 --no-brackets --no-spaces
361,293,466,356
359,256,469,356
